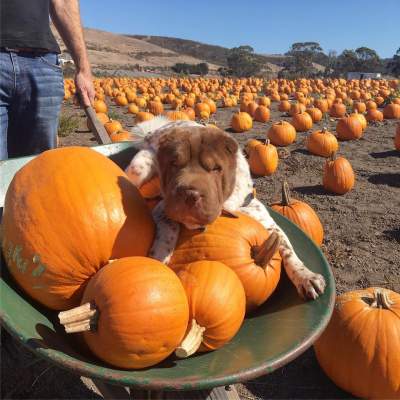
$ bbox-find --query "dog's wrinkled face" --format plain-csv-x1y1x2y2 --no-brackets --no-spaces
157,126,238,229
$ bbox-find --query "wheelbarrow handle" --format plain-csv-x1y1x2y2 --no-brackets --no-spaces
84,105,112,145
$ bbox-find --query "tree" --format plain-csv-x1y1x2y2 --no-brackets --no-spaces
282,42,325,77
226,46,263,77
197,62,209,76
388,48,400,76
335,49,359,74
354,47,382,72
324,50,337,76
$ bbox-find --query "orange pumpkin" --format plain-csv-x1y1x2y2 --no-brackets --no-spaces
231,112,253,132
336,115,363,140
314,288,400,399
289,102,306,116
271,182,324,246
254,105,270,122
278,100,291,112
365,108,383,122
104,119,123,135
127,103,139,114
306,127,338,157
248,140,278,176
329,103,346,118
110,130,132,142
291,111,313,132
60,257,189,369
87,112,109,132
93,100,108,113
136,111,154,123
267,121,296,146
2,147,155,310
305,107,323,122
148,100,164,116
350,111,367,131
166,110,190,121
383,103,400,119
170,213,282,312
323,154,355,194
175,261,246,358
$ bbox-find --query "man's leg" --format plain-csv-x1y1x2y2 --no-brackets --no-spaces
0,52,15,160
7,53,64,158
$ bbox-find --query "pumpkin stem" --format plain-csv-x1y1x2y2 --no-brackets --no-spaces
58,301,98,333
329,152,337,161
281,181,292,206
322,126,328,133
175,319,206,358
252,231,281,269
372,289,394,309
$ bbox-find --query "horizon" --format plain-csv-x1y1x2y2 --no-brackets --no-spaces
79,0,399,59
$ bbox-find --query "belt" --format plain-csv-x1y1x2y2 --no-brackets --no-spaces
1,47,49,54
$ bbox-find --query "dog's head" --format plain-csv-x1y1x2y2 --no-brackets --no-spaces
157,125,238,229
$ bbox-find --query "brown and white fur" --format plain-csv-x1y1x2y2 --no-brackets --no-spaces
126,117,325,300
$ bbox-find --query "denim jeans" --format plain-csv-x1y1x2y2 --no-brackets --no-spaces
0,51,64,160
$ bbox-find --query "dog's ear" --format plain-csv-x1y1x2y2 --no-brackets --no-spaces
224,135,239,155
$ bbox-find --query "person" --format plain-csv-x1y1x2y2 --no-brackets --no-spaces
0,0,95,160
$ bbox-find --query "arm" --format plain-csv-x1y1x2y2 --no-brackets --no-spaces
50,0,94,106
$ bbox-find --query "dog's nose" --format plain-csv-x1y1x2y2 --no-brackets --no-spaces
177,187,201,206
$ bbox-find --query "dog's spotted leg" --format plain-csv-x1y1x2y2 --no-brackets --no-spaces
125,148,157,187
240,197,326,300
148,201,180,265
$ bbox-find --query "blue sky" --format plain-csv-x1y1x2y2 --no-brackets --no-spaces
80,0,399,58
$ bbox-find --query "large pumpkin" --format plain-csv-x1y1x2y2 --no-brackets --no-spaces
231,112,253,132
175,261,246,358
323,154,355,194
271,182,324,246
336,115,363,140
59,257,189,369
306,127,338,157
248,139,278,176
1,147,155,310
169,213,282,312
314,288,400,399
267,121,296,146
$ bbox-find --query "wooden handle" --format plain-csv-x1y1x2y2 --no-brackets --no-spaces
84,106,112,145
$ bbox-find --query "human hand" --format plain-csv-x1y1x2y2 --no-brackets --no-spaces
75,69,95,107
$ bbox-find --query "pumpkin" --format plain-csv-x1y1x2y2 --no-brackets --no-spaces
87,112,109,131
115,95,128,107
195,102,211,118
258,96,271,107
314,98,329,113
136,111,154,123
289,102,306,116
183,107,196,121
244,138,262,156
246,102,259,118
323,154,355,194
383,103,400,119
305,107,323,122
267,121,296,146
110,130,132,142
329,103,346,118
1,147,155,310
336,115,363,140
93,100,108,113
59,257,189,369
350,111,367,131
175,261,246,358
104,119,123,135
254,105,270,122
127,103,139,114
365,108,383,122
291,111,313,132
395,123,400,150
248,139,278,176
314,288,400,399
231,112,253,132
138,176,162,211
169,212,282,312
166,110,190,121
352,101,366,113
148,101,164,116
271,182,324,246
278,100,291,112
306,127,338,158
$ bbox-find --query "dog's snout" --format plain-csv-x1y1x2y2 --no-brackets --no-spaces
177,186,202,205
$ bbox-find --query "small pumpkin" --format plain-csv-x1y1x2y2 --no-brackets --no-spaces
383,103,400,119
305,107,323,122
365,108,383,122
248,139,278,176
169,213,282,312
104,119,123,135
350,111,367,131
127,103,139,115
271,182,324,246
59,257,189,369
231,112,253,132
336,115,363,140
110,130,132,142
175,261,246,358
267,121,296,146
93,100,108,114
278,100,291,112
254,105,270,122
314,288,400,399
289,102,306,116
166,110,190,121
323,153,355,194
329,102,346,118
135,111,154,123
306,127,338,157
148,100,164,116
291,111,313,132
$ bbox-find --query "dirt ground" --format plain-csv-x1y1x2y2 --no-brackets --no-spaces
1,98,399,399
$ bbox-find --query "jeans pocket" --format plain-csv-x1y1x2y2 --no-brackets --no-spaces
39,53,63,71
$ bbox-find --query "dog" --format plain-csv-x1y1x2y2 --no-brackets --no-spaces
125,117,326,300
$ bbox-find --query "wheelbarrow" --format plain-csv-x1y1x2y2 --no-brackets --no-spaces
0,140,335,399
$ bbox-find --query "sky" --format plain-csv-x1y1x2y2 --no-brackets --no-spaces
79,0,399,58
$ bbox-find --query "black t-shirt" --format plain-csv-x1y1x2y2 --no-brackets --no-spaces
0,0,60,52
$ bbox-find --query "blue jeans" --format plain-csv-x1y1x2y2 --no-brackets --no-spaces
0,51,64,160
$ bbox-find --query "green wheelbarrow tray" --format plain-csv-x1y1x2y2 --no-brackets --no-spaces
0,142,335,391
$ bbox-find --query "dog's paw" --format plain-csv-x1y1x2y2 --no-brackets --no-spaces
295,271,326,300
